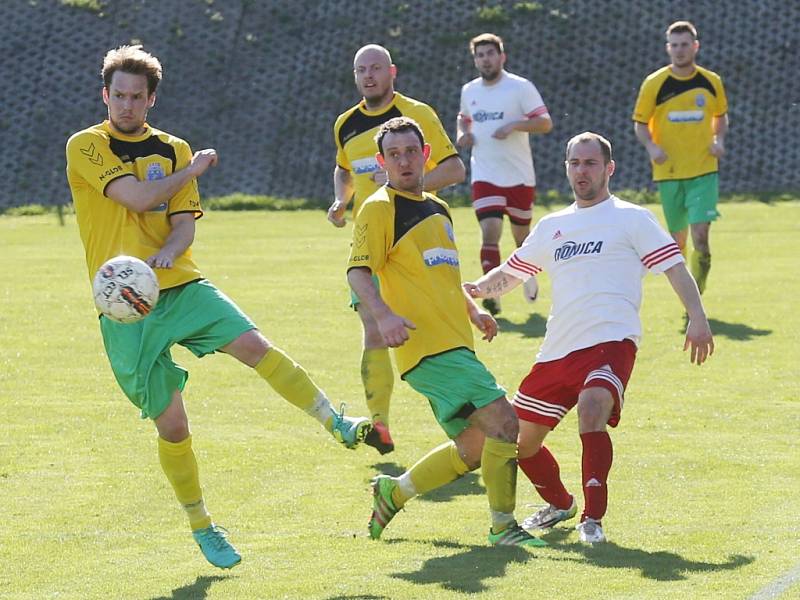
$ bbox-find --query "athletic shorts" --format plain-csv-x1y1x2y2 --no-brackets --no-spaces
100,279,256,420
512,340,637,429
404,348,506,439
349,273,380,310
657,172,720,233
472,181,536,226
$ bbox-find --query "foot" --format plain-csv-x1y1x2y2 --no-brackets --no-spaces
488,522,548,547
331,403,372,449
192,524,241,569
521,495,577,530
369,475,400,540
576,518,606,544
364,421,395,454
482,297,501,316
522,277,538,303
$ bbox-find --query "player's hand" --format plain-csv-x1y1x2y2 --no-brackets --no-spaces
647,143,667,165
370,169,388,185
683,316,714,365
709,138,725,158
146,250,175,269
492,124,514,140
462,282,485,299
327,199,347,227
470,310,497,342
456,133,475,149
377,313,416,348
188,149,218,178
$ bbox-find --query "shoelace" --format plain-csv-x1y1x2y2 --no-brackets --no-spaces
201,525,231,550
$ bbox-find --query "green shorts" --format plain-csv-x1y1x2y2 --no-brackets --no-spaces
99,279,256,420
350,273,380,310
657,172,720,233
404,348,506,438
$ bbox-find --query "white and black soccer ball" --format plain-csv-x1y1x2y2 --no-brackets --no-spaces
92,256,160,323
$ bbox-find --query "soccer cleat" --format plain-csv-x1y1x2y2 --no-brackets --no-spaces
576,518,606,544
331,403,372,449
482,297,501,316
192,524,241,569
522,277,539,303
369,475,400,540
364,421,395,454
521,495,577,530
488,523,548,547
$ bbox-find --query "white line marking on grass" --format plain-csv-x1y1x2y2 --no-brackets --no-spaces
749,563,800,600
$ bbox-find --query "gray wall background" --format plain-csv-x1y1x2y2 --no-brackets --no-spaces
1,0,798,209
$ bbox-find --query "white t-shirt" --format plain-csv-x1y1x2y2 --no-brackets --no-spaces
459,70,549,187
500,196,683,361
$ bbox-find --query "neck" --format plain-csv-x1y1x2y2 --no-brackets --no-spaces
575,192,611,209
363,91,395,111
389,182,423,197
670,62,696,77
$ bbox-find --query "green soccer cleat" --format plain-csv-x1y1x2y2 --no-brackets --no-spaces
488,523,548,547
192,524,241,569
331,403,372,449
369,475,400,540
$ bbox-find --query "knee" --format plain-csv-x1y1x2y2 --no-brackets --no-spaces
156,414,190,443
577,393,612,430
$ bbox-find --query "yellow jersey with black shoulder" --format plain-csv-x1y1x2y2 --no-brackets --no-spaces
66,121,203,291
633,65,728,181
334,92,458,216
347,186,473,376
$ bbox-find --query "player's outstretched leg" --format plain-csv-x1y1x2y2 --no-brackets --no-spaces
522,496,577,530
364,421,395,455
369,475,402,539
331,403,373,449
192,524,242,568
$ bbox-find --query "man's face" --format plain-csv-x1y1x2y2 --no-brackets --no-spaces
565,140,614,202
472,44,505,81
666,32,698,69
103,71,154,135
376,130,430,193
354,49,395,104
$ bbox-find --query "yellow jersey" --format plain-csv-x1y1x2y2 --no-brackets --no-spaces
66,121,203,290
633,65,728,181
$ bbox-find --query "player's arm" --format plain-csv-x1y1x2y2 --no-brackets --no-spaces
422,155,466,192
463,266,523,299
456,112,474,148
106,149,218,213
493,113,553,139
462,285,497,342
710,113,728,158
633,121,667,165
664,262,714,365
347,268,416,347
146,212,196,269
328,165,354,227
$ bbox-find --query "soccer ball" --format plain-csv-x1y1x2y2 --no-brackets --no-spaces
93,256,160,323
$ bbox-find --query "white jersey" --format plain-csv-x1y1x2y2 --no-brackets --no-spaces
459,70,549,187
500,196,683,362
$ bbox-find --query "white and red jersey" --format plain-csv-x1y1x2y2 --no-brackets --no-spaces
459,70,549,187
500,196,683,362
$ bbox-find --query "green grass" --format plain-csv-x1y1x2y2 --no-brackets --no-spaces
1,203,798,599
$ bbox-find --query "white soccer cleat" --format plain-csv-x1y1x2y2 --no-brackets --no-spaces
576,518,606,544
522,496,577,530
523,277,539,303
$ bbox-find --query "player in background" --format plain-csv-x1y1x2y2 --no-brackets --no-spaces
66,45,372,570
456,33,553,315
328,44,465,454
465,132,713,543
633,20,729,295
348,117,545,547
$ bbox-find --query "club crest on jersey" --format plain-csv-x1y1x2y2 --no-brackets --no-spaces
423,248,459,267
554,240,603,262
473,110,504,122
695,94,706,107
146,162,165,181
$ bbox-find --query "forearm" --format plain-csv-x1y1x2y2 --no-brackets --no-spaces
665,263,705,319
159,218,195,261
456,114,472,137
422,156,466,191
473,266,522,298
108,169,196,213
333,166,354,206
512,115,553,135
347,268,391,318
713,114,728,141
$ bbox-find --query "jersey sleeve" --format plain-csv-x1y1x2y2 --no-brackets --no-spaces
712,74,728,117
347,199,392,274
169,140,202,219
632,77,656,124
333,115,352,171
414,104,458,167
500,222,546,280
520,80,549,118
459,85,472,121
65,130,131,195
631,208,684,274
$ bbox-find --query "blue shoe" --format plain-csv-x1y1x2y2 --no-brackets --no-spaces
331,403,372,449
192,524,241,569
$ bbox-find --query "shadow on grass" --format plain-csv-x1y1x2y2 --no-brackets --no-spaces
149,575,230,600
540,528,754,581
325,596,391,600
706,318,772,341
497,313,547,340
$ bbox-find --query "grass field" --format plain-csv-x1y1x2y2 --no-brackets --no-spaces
1,202,798,599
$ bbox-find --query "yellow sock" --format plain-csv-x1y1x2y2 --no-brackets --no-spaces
482,437,518,533
391,441,470,508
255,347,334,430
690,250,711,294
158,435,212,531
361,348,394,425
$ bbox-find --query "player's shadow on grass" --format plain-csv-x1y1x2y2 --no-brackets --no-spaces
149,574,230,600
705,318,772,341
497,313,547,340
541,528,754,581
370,464,485,504
388,538,531,594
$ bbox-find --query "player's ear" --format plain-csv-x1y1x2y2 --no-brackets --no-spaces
148,93,156,108
422,143,431,160
102,86,109,106
390,64,397,79
607,159,616,177
375,152,386,168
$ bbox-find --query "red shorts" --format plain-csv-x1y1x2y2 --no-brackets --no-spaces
513,340,637,429
472,181,535,226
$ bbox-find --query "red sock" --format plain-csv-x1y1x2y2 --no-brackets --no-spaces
518,446,572,509
480,244,501,274
580,431,613,522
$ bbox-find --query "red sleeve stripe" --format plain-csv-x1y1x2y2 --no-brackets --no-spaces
507,253,542,275
526,106,550,119
641,243,682,268
459,113,473,123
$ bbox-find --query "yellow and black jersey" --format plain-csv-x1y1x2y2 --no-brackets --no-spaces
334,92,458,216
66,121,203,291
633,65,728,181
347,186,473,375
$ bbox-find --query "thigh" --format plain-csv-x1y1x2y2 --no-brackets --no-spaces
578,340,638,428
657,180,689,233
506,185,535,226
472,181,508,221
513,358,579,429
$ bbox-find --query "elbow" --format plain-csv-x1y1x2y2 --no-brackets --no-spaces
540,118,553,134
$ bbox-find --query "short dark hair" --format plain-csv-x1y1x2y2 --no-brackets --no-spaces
374,116,425,155
666,20,698,40
470,33,504,55
565,132,613,165
102,45,162,95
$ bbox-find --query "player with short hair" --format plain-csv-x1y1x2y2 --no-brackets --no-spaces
457,32,553,315
348,116,544,547
329,44,465,455
633,20,729,294
466,132,714,543
66,45,372,569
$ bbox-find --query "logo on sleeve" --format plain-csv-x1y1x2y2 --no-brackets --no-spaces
354,223,368,248
80,143,103,166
